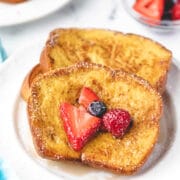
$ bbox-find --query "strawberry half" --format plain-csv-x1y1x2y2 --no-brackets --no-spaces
133,0,164,21
78,87,99,108
60,103,101,151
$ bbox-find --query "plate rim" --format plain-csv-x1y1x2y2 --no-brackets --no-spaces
0,0,71,27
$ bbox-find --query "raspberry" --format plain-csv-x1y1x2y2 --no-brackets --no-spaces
102,109,131,138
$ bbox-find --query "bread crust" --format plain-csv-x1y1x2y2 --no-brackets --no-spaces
28,62,163,174
40,28,172,94
21,64,42,101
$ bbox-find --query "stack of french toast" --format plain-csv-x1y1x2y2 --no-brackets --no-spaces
21,28,172,175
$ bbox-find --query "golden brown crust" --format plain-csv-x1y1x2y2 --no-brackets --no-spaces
124,33,172,94
21,64,42,101
28,62,163,174
40,48,51,73
39,28,172,93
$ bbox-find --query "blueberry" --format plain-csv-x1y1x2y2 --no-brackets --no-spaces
162,11,172,20
88,101,107,117
162,0,175,20
164,0,175,11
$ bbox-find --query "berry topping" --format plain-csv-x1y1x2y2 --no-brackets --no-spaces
102,109,131,138
60,103,101,151
78,87,99,108
133,0,180,22
162,0,180,20
162,11,172,20
172,3,180,20
164,0,175,11
88,101,107,117
133,0,164,21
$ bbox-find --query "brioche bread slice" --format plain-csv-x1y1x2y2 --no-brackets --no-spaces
28,62,162,174
40,28,172,93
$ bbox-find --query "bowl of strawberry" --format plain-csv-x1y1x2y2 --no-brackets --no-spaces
123,0,180,30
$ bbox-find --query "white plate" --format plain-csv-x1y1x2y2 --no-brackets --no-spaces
0,0,70,27
0,41,180,180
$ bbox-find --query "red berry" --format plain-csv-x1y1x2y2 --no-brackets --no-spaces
172,3,180,20
133,0,164,21
78,87,99,108
60,103,101,151
102,109,131,138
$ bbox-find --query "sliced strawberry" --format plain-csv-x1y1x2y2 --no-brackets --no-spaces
60,103,101,151
133,0,164,21
134,0,153,7
78,87,99,108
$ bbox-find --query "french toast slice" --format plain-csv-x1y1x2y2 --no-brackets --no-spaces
28,62,162,174
40,28,172,93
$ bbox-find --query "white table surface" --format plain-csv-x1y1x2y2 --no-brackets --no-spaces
0,0,180,62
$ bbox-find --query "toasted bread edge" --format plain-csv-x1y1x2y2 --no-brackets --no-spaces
21,64,42,102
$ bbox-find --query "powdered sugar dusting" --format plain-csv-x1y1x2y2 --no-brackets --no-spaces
137,91,176,174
